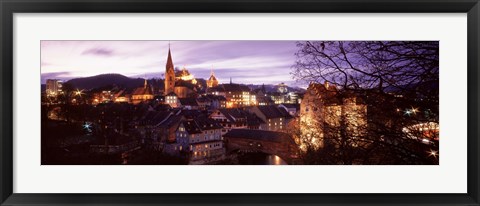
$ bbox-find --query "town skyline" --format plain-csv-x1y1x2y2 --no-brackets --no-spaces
41,41,439,165
41,40,303,87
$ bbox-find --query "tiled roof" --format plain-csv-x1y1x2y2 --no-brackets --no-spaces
195,116,223,130
141,111,172,126
181,115,223,134
114,90,126,97
182,120,202,134
222,83,251,92
279,103,300,110
214,108,265,126
166,92,177,96
179,109,204,119
246,113,265,126
208,86,225,92
179,98,198,106
158,114,183,129
223,129,295,144
154,104,172,111
132,86,153,96
206,94,226,101
209,83,250,93
219,108,245,119
255,105,293,119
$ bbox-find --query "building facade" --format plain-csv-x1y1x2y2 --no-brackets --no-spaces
131,79,154,104
300,82,367,149
173,117,225,164
208,83,257,108
46,79,63,96
165,92,179,108
248,105,292,131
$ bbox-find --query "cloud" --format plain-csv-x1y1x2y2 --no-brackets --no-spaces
40,40,306,86
82,48,115,56
41,72,72,83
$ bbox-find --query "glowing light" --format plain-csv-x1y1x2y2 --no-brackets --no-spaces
403,122,439,142
404,109,412,116
177,67,196,83
273,155,281,165
75,89,84,97
411,107,419,115
83,122,92,132
428,149,438,158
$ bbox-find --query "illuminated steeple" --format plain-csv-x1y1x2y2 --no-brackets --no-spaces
166,47,174,72
206,66,219,88
164,45,176,95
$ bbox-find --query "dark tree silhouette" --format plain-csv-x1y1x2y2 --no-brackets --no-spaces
291,41,439,165
292,41,439,93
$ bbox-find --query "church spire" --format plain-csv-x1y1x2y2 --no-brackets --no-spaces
164,44,176,95
166,47,174,71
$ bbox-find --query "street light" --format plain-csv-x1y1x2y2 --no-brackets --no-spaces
75,89,84,97
428,149,438,158
411,107,419,115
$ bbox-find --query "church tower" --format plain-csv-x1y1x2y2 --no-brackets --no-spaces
206,68,219,88
164,47,175,95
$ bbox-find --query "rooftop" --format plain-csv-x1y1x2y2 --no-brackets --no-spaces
254,105,293,119
223,129,295,144
280,103,300,110
210,83,251,93
179,98,199,106
132,86,153,96
180,115,223,134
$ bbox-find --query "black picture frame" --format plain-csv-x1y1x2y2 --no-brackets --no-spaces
1,0,479,205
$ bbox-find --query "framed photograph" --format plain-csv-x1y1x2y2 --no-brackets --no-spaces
1,0,479,205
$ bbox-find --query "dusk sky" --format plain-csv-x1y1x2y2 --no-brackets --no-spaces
41,41,304,87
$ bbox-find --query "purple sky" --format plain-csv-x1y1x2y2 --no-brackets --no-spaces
41,41,304,87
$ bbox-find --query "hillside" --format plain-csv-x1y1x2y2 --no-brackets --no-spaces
66,74,146,90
